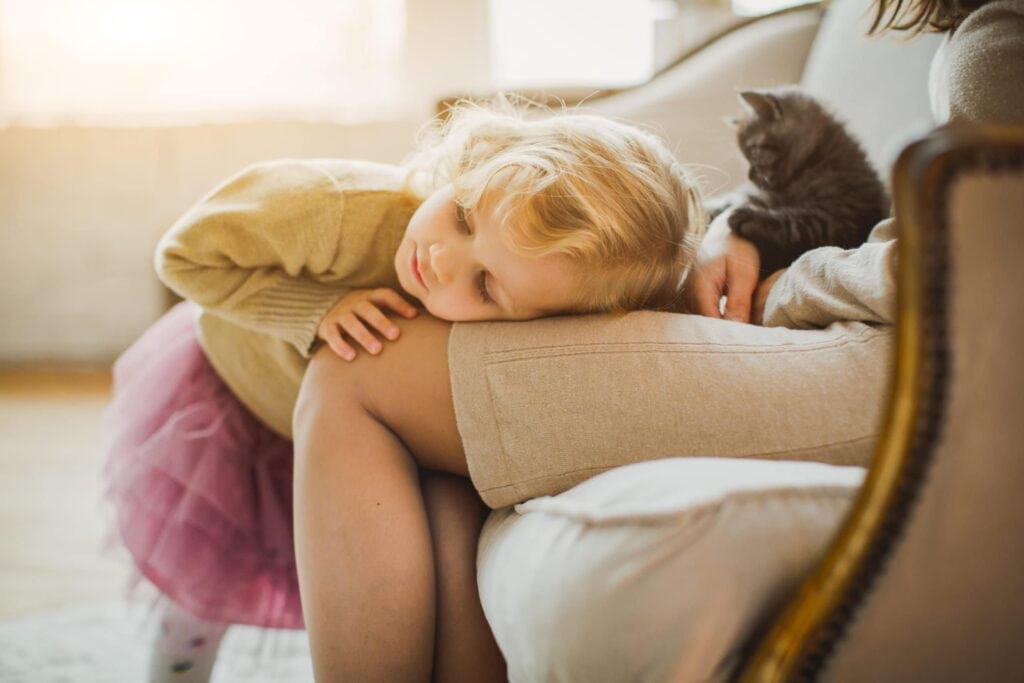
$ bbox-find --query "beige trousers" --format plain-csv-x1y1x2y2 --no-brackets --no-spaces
449,312,891,509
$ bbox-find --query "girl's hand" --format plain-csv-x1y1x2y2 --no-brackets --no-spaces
751,268,787,326
686,210,761,322
317,288,419,360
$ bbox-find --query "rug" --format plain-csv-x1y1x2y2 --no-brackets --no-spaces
0,604,313,683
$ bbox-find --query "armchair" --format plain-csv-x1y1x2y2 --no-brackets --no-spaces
471,1,1024,681
741,123,1024,682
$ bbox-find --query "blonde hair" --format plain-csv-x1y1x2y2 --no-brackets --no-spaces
402,96,705,313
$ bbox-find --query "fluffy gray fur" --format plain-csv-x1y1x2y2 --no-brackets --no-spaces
707,87,890,274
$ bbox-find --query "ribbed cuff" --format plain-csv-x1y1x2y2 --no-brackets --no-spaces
252,279,349,357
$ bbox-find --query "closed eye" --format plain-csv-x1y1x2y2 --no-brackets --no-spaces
477,271,493,304
749,144,779,164
455,203,472,234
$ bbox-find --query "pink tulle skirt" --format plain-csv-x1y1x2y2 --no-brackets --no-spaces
103,302,303,629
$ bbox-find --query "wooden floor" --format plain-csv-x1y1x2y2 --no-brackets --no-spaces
0,371,136,619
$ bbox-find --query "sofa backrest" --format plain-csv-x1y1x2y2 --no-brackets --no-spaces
590,6,822,193
801,0,943,179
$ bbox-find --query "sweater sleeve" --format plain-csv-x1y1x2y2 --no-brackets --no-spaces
762,218,898,329
156,159,410,357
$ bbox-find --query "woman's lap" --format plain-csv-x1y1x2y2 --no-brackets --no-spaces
298,310,892,510
449,311,893,508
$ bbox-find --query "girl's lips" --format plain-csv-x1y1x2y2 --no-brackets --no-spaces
411,250,427,288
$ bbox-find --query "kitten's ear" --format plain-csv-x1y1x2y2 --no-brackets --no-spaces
738,90,782,121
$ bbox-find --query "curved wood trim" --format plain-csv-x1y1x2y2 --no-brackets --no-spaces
737,122,1024,682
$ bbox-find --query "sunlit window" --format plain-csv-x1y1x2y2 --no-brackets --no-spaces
489,0,663,89
732,0,816,16
0,0,405,126
488,0,811,91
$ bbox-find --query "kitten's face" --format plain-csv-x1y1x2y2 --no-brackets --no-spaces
733,90,827,192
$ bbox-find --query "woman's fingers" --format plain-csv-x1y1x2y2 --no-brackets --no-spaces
721,234,761,323
689,266,725,318
723,259,757,323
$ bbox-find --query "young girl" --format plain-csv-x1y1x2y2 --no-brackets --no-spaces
103,98,706,682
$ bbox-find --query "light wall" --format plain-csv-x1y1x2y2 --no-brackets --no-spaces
0,120,421,365
0,0,493,366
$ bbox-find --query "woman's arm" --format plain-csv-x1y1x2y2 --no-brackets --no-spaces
693,213,897,329
761,219,898,328
685,211,762,322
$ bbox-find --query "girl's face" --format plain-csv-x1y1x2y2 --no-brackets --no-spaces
395,185,582,322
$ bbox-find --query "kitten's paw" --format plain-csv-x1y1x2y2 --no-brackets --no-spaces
703,195,735,222
727,206,764,238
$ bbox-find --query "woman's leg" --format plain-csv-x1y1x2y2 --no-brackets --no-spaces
420,471,506,682
292,314,492,682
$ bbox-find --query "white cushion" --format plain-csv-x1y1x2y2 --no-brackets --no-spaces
477,457,864,683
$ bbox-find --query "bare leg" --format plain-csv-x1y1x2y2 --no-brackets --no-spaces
293,315,503,682
421,472,506,682
293,354,435,682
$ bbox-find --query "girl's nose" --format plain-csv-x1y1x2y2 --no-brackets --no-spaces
429,242,461,284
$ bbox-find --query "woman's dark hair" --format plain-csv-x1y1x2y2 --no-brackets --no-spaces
869,0,989,34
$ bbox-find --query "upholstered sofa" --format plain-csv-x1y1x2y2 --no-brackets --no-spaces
472,1,1024,681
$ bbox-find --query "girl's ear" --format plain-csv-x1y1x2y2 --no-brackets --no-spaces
738,90,781,121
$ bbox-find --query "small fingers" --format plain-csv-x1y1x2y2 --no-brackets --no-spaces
339,314,383,355
354,301,400,341
370,288,419,319
320,324,358,361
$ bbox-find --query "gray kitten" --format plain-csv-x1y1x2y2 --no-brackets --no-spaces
707,88,889,274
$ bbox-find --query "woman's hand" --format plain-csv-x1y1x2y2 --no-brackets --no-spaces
317,288,419,360
751,268,787,326
686,210,761,322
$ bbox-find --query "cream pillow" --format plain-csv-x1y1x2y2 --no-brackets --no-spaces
477,457,864,683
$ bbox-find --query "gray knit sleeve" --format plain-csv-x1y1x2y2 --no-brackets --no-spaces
945,0,1024,125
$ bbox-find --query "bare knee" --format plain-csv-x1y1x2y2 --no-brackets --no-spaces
294,315,463,473
297,314,450,409
293,346,370,442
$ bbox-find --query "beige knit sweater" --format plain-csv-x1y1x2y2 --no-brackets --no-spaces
156,158,420,437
